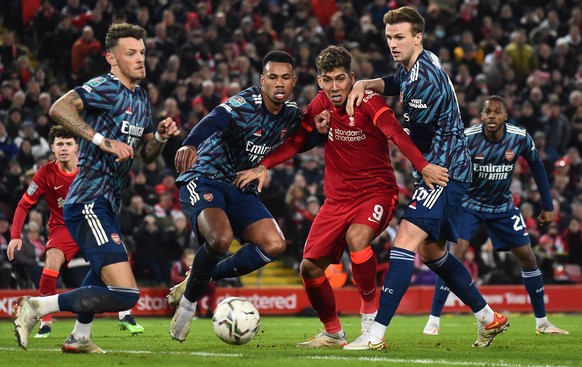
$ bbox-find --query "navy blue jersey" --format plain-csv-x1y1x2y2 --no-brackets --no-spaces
177,87,302,188
384,50,471,183
463,123,541,213
66,73,154,213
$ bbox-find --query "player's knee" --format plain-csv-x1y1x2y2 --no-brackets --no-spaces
299,260,322,279
109,287,140,311
261,236,286,257
207,233,234,253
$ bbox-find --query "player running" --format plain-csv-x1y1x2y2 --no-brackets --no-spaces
7,126,144,338
12,23,179,353
422,95,569,336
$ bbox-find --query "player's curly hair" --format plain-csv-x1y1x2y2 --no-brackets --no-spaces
105,23,147,52
315,46,352,75
49,125,78,145
384,6,425,35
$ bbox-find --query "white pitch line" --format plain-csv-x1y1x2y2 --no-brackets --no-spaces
0,347,573,367
306,355,573,367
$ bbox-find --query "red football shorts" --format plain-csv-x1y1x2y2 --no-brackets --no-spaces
304,192,398,264
45,225,79,262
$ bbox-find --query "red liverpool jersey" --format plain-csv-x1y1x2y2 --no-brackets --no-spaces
12,160,78,239
303,90,426,202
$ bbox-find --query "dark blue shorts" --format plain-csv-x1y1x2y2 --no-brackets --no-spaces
402,180,470,242
179,177,272,241
63,197,128,272
459,207,530,251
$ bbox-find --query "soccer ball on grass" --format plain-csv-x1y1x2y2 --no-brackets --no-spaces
212,297,260,345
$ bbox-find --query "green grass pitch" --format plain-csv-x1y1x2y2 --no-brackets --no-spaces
0,313,579,367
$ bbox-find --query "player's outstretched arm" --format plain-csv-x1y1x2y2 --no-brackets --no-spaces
420,164,449,190
49,90,135,162
346,78,384,116
235,164,268,192
140,117,180,164
175,145,198,173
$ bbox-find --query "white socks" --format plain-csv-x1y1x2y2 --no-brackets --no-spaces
474,305,494,325
72,320,92,339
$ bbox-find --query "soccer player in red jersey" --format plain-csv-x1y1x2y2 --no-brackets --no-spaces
235,46,448,347
7,126,143,338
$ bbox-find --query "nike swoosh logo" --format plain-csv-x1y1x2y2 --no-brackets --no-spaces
54,185,64,190
363,289,375,296
486,321,500,330
367,217,379,224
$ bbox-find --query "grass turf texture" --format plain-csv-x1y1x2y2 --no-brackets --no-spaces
1,314,578,367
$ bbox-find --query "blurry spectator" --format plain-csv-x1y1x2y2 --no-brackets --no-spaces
153,191,182,230
167,212,197,261
61,0,92,29
162,8,187,46
14,121,51,160
124,170,158,207
259,169,287,227
542,101,571,158
133,214,170,286
153,22,177,61
0,32,26,71
12,221,45,288
0,121,19,164
147,83,164,120
0,213,11,288
154,170,180,206
15,55,34,87
120,194,152,248
534,234,561,284
71,25,101,82
81,41,109,83
85,8,109,46
0,80,18,110
504,29,537,87
16,139,37,171
516,100,543,135
32,0,59,62
48,13,78,86
5,107,23,138
170,248,195,286
478,239,516,285
559,217,582,268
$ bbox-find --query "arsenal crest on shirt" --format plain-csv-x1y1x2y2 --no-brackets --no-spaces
505,150,514,161
111,233,121,244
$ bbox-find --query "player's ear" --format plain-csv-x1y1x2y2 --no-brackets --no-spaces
105,52,116,66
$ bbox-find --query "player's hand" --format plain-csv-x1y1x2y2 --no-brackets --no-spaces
157,117,180,140
175,145,197,173
538,210,554,225
6,239,23,261
314,110,331,134
234,164,267,192
420,164,449,190
99,138,134,162
346,80,367,116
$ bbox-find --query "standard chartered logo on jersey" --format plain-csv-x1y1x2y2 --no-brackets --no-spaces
473,163,513,180
329,127,366,142
122,120,145,148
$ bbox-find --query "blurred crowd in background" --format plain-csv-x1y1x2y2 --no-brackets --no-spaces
0,0,581,290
